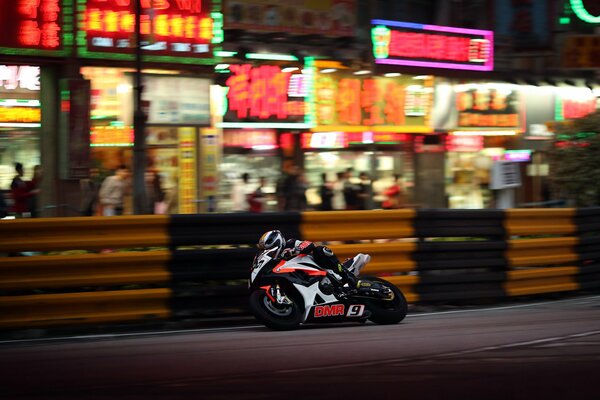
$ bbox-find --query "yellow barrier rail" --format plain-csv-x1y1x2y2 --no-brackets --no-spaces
0,216,170,252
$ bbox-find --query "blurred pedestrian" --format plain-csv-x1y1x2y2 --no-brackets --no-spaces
10,163,37,218
357,172,372,210
145,169,166,214
231,172,253,212
27,165,42,217
382,174,404,209
332,171,346,210
99,165,129,216
283,166,308,211
342,169,360,210
318,172,334,211
0,190,7,219
248,176,268,213
80,168,101,216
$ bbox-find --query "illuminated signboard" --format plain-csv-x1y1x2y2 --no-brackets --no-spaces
0,0,70,56
455,84,520,128
223,129,277,148
504,150,531,162
301,131,408,149
223,64,307,125
446,135,483,152
313,71,433,132
78,0,219,64
556,88,597,120
0,65,41,128
90,125,133,146
371,19,493,71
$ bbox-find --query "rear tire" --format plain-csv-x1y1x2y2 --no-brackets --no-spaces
364,277,408,325
249,287,304,331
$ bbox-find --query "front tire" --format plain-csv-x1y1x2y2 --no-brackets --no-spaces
364,277,408,325
249,287,304,331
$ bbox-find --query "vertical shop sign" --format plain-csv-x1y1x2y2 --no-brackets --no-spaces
178,127,197,214
200,128,219,212
60,79,91,179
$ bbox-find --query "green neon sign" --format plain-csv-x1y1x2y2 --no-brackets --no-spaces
570,0,600,23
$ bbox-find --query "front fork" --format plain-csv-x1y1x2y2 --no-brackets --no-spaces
260,283,292,305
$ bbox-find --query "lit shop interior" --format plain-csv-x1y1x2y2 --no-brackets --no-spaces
0,65,41,191
81,67,210,213
302,132,413,208
445,134,527,209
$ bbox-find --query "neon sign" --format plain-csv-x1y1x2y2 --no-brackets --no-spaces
78,0,218,64
570,0,600,23
224,64,307,124
371,19,493,71
0,0,69,56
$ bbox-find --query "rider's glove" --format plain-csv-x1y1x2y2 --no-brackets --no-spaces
281,248,297,260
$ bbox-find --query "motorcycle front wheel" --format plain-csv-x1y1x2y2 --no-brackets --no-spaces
364,277,408,325
249,287,304,331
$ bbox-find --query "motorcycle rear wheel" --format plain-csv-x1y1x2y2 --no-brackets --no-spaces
364,277,408,325
249,288,304,331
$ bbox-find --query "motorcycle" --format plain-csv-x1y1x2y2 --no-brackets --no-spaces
249,247,408,330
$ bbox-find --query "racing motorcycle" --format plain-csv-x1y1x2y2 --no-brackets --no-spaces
249,247,408,330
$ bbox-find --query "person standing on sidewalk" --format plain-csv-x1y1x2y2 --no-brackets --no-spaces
99,165,129,216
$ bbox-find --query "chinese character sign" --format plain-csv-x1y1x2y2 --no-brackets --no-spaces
224,64,306,123
0,0,63,53
81,0,214,60
372,19,493,71
313,72,432,129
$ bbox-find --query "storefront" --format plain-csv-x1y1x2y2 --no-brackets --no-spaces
445,82,523,208
0,65,42,190
214,61,312,211
75,0,219,214
80,67,211,214
307,60,434,208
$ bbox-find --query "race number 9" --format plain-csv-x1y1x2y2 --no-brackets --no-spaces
346,304,365,317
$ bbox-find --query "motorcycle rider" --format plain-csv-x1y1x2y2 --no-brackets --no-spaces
257,230,372,294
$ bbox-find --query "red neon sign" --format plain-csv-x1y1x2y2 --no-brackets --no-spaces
83,0,212,57
0,0,62,51
225,64,306,122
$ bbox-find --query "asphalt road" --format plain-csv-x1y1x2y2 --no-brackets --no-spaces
2,295,600,399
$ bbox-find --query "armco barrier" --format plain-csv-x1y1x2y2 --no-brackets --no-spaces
1,208,599,330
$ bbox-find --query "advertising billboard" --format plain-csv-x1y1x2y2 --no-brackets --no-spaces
223,0,356,37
